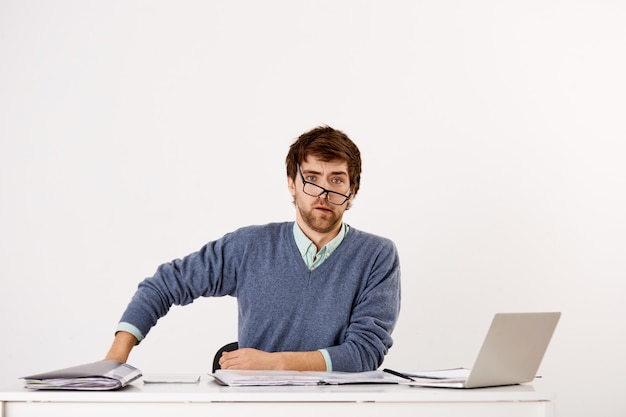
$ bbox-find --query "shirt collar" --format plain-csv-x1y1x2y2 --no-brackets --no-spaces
293,221,349,268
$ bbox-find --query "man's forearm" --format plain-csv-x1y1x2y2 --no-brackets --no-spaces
219,348,326,371
105,331,137,363
277,350,327,371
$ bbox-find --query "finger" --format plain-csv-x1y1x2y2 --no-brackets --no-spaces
220,350,237,364
220,353,242,370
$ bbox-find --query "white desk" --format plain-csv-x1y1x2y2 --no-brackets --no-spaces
0,376,555,417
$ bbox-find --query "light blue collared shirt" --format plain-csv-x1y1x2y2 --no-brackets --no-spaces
293,221,349,371
293,221,349,271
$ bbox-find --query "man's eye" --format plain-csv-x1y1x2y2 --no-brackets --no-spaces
331,178,344,184
306,175,317,182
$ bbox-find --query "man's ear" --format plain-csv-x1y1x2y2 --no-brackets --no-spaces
287,176,296,197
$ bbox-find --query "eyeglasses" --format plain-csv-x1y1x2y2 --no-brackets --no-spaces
297,164,352,206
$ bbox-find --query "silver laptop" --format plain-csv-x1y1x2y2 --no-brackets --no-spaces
411,312,561,389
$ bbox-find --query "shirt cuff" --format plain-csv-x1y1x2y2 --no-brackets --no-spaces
116,322,145,344
319,349,333,371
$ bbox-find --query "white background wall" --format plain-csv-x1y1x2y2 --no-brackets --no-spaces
1,1,624,415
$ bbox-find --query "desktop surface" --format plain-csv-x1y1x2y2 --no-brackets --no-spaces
0,375,555,417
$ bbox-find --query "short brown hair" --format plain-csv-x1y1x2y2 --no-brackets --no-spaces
285,126,362,196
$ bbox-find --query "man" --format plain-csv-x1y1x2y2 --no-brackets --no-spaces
105,126,401,372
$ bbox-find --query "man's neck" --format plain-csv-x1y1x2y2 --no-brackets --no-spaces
295,219,342,251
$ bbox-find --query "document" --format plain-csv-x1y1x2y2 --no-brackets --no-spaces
211,369,408,387
22,360,142,391
406,368,471,379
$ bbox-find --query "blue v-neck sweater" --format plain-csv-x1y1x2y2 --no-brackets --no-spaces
119,222,401,372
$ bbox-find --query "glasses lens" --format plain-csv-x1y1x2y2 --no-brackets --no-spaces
303,182,324,198
326,192,347,205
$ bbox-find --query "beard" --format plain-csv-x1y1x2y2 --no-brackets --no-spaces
296,198,344,234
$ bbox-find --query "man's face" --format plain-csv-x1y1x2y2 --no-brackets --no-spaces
288,156,353,236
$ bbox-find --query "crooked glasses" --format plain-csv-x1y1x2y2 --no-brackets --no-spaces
297,164,352,206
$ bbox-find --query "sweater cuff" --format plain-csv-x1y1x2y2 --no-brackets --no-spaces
116,322,145,344
319,349,333,371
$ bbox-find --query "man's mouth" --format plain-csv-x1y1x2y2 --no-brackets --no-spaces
314,206,332,213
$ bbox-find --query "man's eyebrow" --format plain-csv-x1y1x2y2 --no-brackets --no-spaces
302,168,348,176
301,168,321,175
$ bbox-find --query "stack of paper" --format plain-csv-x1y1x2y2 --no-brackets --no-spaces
22,360,142,391
407,368,471,380
211,369,407,387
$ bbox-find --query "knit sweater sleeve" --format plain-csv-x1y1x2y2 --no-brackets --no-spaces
117,230,242,340
324,235,401,372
